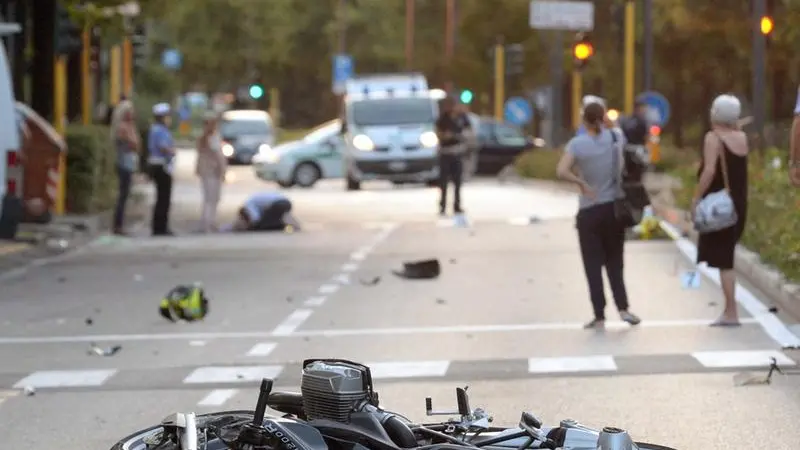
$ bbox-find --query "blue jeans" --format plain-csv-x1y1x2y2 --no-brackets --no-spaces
113,167,132,230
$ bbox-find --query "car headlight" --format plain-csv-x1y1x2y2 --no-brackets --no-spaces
258,144,271,154
221,143,234,157
352,134,374,151
419,131,438,148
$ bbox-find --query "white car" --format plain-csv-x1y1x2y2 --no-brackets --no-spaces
253,120,343,188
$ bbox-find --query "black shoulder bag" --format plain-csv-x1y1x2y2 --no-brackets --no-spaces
610,131,641,228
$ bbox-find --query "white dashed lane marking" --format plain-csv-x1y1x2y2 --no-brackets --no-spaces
246,342,277,357
271,309,314,336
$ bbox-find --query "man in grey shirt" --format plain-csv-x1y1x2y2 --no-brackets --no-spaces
556,101,641,330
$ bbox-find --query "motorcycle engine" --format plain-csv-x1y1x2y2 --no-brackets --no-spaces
301,360,375,422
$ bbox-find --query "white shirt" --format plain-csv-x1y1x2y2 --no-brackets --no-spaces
243,192,288,222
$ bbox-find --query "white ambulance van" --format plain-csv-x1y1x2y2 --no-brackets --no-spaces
340,73,443,190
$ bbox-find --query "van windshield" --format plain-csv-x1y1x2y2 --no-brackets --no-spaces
350,98,435,127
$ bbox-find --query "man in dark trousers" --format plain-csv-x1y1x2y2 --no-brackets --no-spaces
435,97,471,216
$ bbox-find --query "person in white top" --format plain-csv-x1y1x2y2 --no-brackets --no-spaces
231,191,301,232
790,85,800,186
195,112,227,232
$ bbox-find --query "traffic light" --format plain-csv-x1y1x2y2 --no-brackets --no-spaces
55,4,82,56
131,24,148,72
762,0,776,46
460,89,474,104
505,43,524,76
572,33,593,70
249,84,265,100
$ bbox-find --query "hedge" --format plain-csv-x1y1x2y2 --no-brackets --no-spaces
65,125,118,214
513,146,800,282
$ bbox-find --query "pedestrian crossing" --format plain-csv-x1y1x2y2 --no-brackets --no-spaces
3,350,796,392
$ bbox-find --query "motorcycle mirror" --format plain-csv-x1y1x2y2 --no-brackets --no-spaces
520,411,543,430
252,378,274,426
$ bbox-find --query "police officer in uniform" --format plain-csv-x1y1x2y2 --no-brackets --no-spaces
147,103,176,236
435,97,471,216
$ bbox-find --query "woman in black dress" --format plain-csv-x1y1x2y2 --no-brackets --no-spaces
692,95,749,327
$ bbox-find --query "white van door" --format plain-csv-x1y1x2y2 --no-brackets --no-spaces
0,25,22,200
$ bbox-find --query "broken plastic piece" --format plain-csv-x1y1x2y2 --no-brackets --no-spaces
88,343,122,356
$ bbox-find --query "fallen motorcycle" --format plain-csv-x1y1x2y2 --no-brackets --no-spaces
110,359,677,450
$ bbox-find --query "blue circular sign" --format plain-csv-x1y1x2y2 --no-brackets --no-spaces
504,97,533,125
637,91,670,126
161,49,182,70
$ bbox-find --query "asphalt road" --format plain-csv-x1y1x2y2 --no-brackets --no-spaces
1,149,800,449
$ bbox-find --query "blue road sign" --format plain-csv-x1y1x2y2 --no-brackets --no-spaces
332,54,353,95
504,96,533,125
637,91,670,126
178,105,191,122
161,49,182,70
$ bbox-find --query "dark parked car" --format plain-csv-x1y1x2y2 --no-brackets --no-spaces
219,110,276,165
465,114,543,175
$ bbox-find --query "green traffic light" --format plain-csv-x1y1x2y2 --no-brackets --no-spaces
460,90,474,104
249,85,264,99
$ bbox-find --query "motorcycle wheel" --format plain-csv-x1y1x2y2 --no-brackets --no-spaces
636,443,679,450
109,410,255,450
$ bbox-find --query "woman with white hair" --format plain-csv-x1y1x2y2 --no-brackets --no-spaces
692,94,749,327
109,99,140,235
195,111,227,232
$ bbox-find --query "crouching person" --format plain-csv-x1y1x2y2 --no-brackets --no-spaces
231,192,301,232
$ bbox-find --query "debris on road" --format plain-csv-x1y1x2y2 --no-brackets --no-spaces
435,298,446,305
768,306,779,313
448,258,457,264
360,276,381,286
88,342,122,356
23,386,35,396
85,318,93,326
733,357,783,386
57,276,66,283
133,274,143,282
392,259,440,280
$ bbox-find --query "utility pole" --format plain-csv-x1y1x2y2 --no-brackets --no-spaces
623,0,635,114
81,25,91,124
337,0,346,55
405,0,414,71
444,0,455,93
752,0,766,145
642,0,653,91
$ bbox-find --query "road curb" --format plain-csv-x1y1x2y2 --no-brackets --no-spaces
511,174,800,323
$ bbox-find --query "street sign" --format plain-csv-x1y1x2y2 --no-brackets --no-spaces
504,97,533,125
529,1,594,31
638,91,671,126
161,49,182,70
332,54,353,95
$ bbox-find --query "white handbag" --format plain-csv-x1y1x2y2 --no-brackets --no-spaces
693,135,738,233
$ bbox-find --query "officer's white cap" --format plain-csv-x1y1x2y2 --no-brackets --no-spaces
582,95,606,108
152,102,171,116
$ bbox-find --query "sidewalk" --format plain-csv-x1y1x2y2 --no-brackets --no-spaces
0,182,152,278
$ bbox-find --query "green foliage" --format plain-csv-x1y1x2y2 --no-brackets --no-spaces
512,149,562,180
134,65,180,101
64,125,118,214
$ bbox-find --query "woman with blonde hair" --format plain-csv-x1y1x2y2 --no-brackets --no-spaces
692,94,749,327
195,111,227,232
110,99,140,235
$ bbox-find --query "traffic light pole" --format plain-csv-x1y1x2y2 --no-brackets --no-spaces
623,0,635,114
493,37,504,121
571,71,582,130
752,0,766,144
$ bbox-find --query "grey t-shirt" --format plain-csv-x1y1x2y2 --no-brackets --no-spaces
565,127,626,210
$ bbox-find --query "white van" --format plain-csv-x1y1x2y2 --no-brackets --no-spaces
340,73,440,190
0,23,22,232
